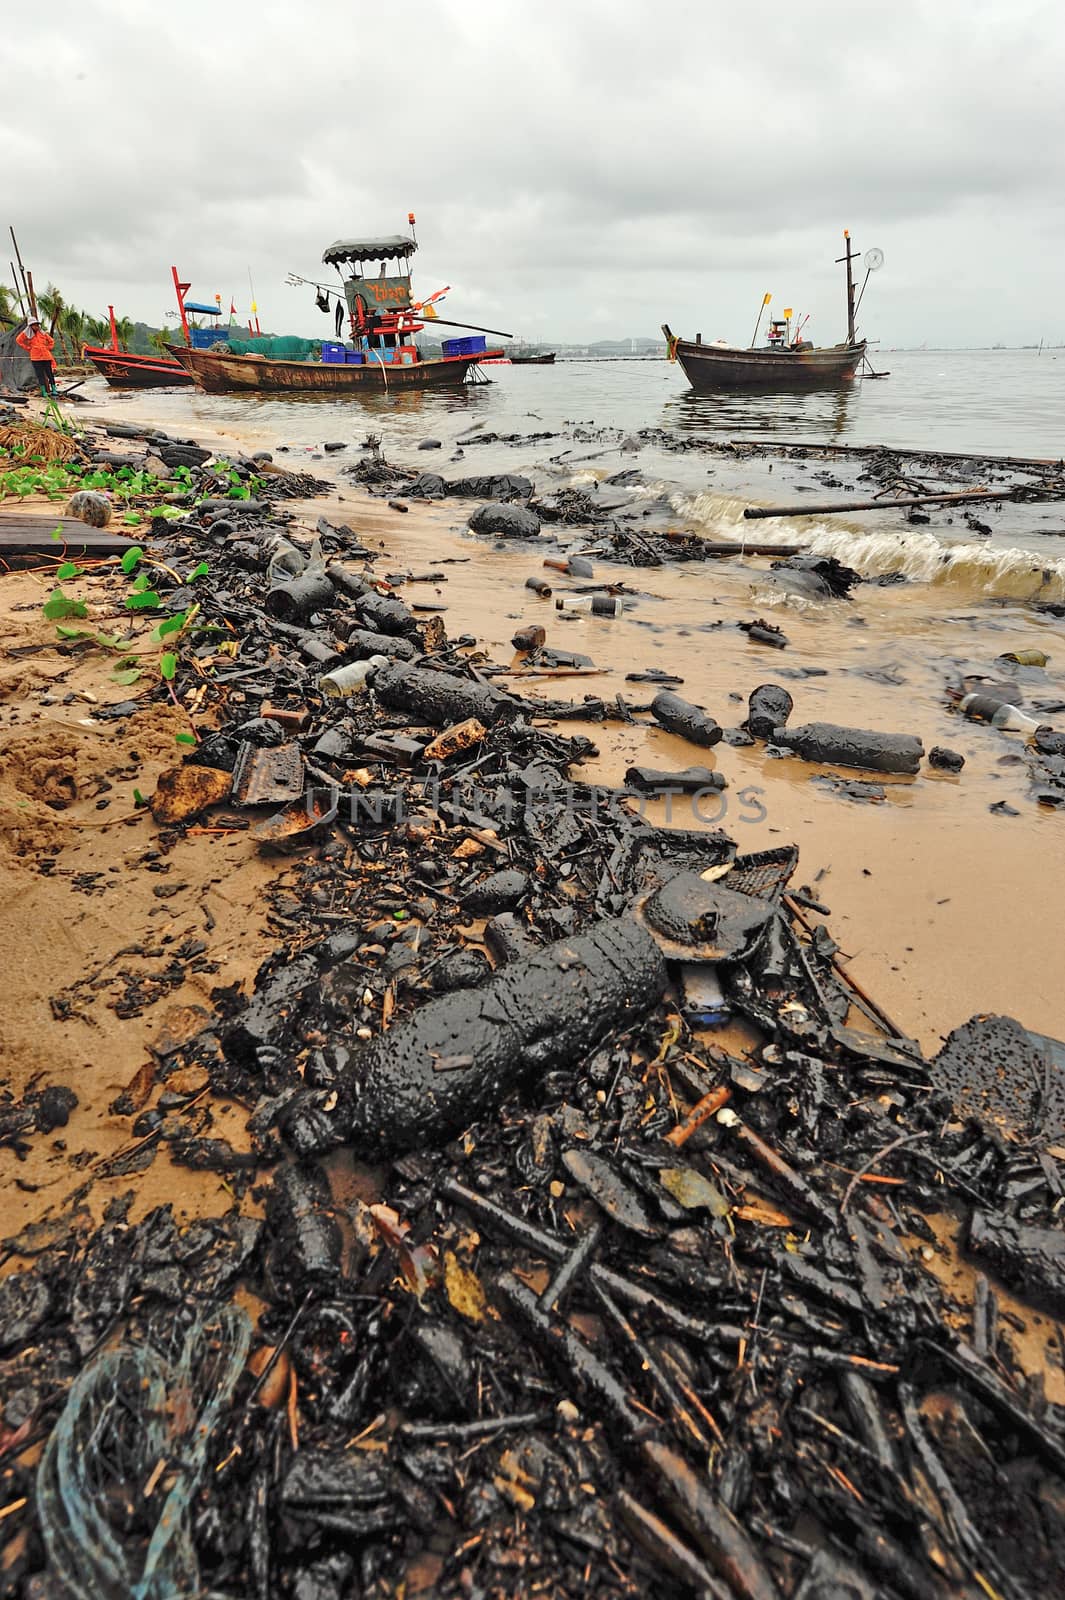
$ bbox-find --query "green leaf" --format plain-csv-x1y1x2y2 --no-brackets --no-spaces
111,666,142,686
56,561,82,580
160,652,178,680
125,590,161,611
123,511,142,525
186,561,209,581
93,631,125,650
175,732,197,747
133,787,147,807
42,588,88,621
156,612,187,638
120,545,144,573
131,571,150,592
51,525,63,541
55,624,90,640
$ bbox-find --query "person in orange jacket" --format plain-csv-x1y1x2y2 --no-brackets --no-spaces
15,315,58,395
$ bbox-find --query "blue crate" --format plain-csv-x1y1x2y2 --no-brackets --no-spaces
345,351,365,364
442,335,486,357
321,342,347,364
189,327,226,349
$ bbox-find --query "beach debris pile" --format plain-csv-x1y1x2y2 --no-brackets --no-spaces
2,491,1065,1598
0,408,330,539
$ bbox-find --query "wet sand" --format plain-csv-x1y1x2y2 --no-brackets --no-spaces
4,403,1062,1169
3,392,1063,1429
294,486,1064,1051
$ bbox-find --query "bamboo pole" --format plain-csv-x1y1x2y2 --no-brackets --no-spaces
743,487,1030,520
730,438,1064,470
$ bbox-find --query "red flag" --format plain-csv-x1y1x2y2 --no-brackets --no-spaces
229,301,236,315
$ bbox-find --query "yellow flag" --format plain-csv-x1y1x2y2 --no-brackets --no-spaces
763,292,772,305
423,303,437,319
783,307,793,318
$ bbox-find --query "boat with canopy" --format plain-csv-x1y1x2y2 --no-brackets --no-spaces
168,219,509,394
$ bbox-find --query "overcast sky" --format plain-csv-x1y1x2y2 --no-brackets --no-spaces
6,0,1064,347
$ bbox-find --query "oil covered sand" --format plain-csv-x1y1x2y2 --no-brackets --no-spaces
2,395,1064,1550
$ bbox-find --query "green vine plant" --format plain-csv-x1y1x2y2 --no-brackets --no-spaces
43,546,221,745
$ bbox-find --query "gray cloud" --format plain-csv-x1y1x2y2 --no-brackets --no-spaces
5,0,1064,344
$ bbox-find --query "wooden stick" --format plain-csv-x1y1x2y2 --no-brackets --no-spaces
731,437,1064,469
664,1085,731,1147
743,488,1027,519
673,538,803,556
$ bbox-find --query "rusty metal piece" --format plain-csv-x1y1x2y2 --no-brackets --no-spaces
423,717,487,762
252,791,340,853
260,702,311,731
231,741,305,807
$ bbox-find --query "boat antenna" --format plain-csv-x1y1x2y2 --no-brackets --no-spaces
851,247,884,330
749,291,771,348
247,265,260,334
836,231,857,344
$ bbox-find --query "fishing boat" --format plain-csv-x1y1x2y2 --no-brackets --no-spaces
509,344,556,365
84,305,193,388
167,223,509,395
663,233,881,390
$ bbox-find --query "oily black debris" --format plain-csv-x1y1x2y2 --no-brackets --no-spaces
3,428,1065,1600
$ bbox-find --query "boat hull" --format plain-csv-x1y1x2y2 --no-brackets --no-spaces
510,353,556,365
666,332,865,390
165,344,500,395
85,346,194,388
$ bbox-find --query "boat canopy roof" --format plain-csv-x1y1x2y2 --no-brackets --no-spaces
322,236,417,266
183,300,222,315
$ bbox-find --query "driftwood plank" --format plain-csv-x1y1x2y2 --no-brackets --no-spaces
0,516,138,570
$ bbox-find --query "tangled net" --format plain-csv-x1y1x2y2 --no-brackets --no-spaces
0,421,80,464
36,1307,250,1599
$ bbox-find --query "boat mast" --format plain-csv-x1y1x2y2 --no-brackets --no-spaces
836,230,857,345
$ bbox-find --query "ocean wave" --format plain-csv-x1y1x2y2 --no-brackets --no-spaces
673,490,1065,601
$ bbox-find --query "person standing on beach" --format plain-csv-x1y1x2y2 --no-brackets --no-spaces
15,315,58,395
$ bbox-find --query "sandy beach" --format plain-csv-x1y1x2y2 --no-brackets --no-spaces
2,383,1064,1594
3,387,1063,1204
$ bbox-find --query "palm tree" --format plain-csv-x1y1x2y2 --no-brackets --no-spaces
59,305,86,362
36,282,64,328
150,328,172,356
0,283,18,327
83,315,113,346
113,316,135,352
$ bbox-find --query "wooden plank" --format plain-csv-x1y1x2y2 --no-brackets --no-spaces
0,519,138,571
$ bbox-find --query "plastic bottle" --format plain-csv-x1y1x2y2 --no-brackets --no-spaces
959,693,1044,734
318,655,388,698
266,573,336,623
554,594,623,616
678,963,730,1028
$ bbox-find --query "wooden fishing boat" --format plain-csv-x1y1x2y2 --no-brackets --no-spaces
84,306,192,387
166,342,495,394
169,224,508,396
84,347,193,387
663,232,881,391
510,347,556,365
